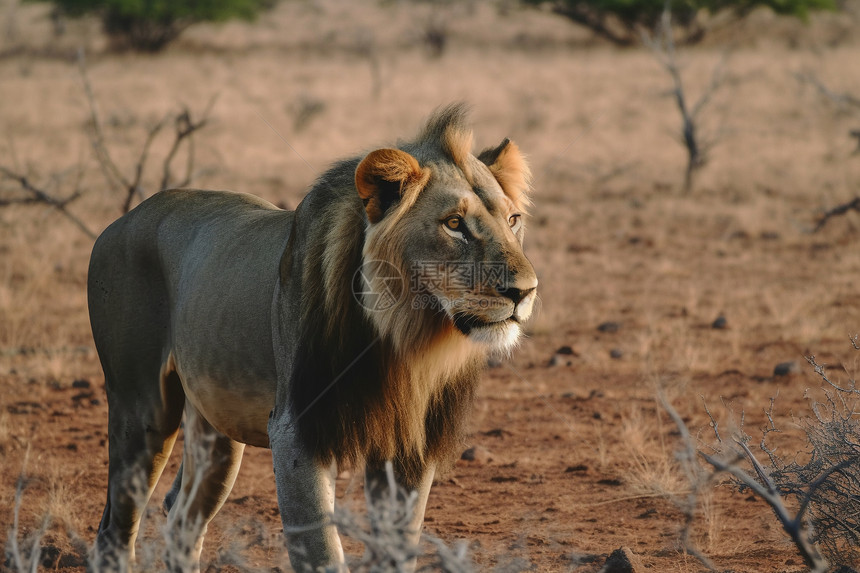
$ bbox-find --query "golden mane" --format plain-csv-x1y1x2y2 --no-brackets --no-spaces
406,102,475,173
285,103,534,483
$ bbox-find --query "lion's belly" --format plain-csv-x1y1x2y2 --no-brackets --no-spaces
180,371,275,447
170,305,280,447
157,196,291,449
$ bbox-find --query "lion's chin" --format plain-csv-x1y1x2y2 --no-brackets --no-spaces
463,319,522,354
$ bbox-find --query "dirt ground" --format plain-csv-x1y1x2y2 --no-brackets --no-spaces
2,0,860,571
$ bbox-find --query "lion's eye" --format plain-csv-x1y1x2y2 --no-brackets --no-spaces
444,216,462,231
508,214,521,228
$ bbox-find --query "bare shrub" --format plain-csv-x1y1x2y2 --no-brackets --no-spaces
4,449,50,573
6,444,474,572
759,347,860,566
662,337,860,571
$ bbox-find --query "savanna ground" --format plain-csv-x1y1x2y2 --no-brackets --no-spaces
1,0,860,571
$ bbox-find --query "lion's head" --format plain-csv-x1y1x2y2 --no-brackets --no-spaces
292,104,538,473
353,103,538,359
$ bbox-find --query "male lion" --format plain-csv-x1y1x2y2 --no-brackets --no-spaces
88,103,537,571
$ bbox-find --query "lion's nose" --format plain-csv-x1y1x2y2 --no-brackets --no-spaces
496,285,536,305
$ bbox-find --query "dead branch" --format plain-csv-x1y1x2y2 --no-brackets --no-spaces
0,165,95,238
7,447,52,573
77,48,214,213
665,394,830,572
795,71,860,111
805,355,859,395
77,48,129,195
640,2,728,193
813,196,860,232
700,445,828,572
659,394,719,572
159,99,215,192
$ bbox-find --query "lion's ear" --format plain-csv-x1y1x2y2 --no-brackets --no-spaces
355,148,428,224
478,138,532,211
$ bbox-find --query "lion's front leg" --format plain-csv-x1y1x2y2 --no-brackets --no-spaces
363,461,436,571
269,410,344,572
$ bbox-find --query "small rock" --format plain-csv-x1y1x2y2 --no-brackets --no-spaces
57,552,87,569
711,316,728,329
564,464,588,473
597,321,621,333
773,361,800,377
72,391,94,403
481,428,511,438
609,348,623,360
72,379,91,389
602,546,645,573
548,354,573,367
40,545,62,568
556,345,576,355
461,445,493,464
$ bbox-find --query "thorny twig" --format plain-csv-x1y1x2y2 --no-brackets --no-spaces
805,355,860,395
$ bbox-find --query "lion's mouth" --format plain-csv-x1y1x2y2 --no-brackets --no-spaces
452,313,516,335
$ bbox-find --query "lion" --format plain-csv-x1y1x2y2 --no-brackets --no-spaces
87,103,538,572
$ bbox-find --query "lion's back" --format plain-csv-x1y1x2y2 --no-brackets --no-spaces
88,190,293,445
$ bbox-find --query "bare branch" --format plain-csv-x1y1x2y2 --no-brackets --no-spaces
122,115,170,213
691,50,729,121
77,48,130,193
0,165,95,238
77,47,214,213
796,456,860,524
659,393,720,572
159,96,216,192
795,71,860,110
701,396,722,443
806,355,860,395
700,447,828,572
813,196,860,233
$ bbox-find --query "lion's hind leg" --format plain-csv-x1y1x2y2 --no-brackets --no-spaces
165,403,244,573
95,367,185,571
